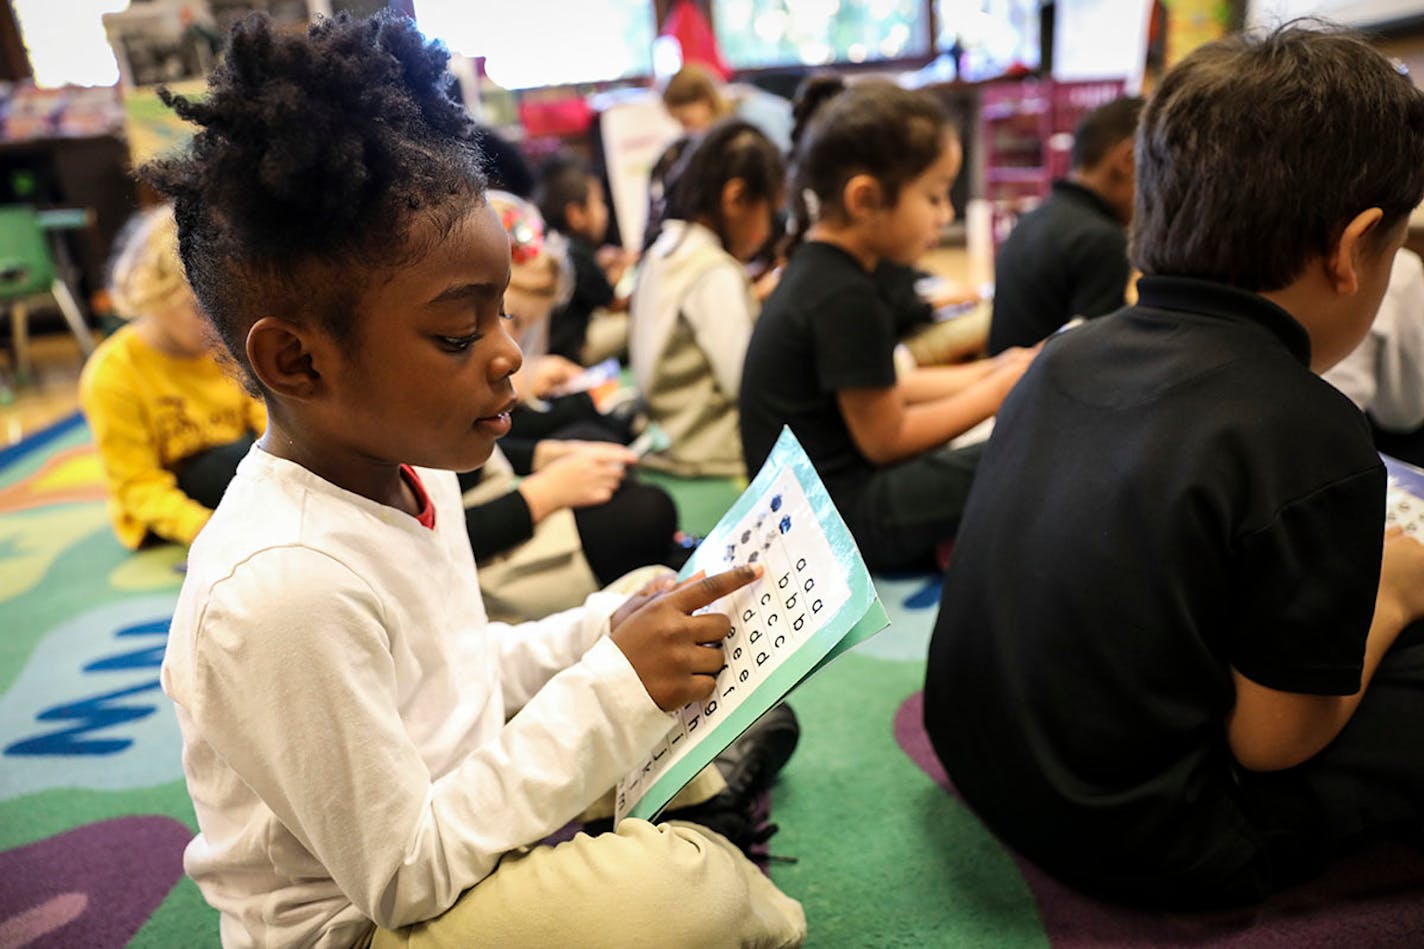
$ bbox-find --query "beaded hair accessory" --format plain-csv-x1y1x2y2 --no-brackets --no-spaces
487,190,574,307
495,193,546,264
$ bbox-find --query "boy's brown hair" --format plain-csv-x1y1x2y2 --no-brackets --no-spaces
1131,22,1424,292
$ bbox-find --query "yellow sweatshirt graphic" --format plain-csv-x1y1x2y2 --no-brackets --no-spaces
79,324,266,548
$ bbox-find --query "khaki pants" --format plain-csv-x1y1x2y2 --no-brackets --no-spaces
369,818,805,949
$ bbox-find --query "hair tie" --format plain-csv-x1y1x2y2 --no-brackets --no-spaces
801,188,821,224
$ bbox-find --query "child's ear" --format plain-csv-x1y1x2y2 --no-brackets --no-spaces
720,178,749,218
1109,138,1136,181
246,316,323,400
842,174,883,220
1325,207,1385,295
564,199,588,234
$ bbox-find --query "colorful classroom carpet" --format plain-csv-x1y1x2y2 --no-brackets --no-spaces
4,416,1424,947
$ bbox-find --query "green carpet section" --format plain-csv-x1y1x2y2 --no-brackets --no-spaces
770,647,1046,948
640,468,745,537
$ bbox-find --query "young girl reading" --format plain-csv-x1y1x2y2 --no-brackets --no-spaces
740,82,1035,571
630,119,784,477
80,203,266,548
151,13,805,948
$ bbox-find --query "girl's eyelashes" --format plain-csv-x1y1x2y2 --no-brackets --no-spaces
437,332,483,352
438,312,512,351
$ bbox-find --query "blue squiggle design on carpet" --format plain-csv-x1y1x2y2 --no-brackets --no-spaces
0,596,182,801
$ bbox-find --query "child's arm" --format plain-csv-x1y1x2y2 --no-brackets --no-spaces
837,350,1035,465
80,376,212,546
491,568,761,716
185,549,711,929
1228,528,1424,771
517,444,634,524
897,348,1036,405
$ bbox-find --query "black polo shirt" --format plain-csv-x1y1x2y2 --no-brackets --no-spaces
739,241,897,498
924,276,1386,899
988,180,1130,354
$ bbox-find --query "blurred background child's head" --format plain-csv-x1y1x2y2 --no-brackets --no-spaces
109,203,212,358
665,119,785,261
536,154,610,245
661,63,731,134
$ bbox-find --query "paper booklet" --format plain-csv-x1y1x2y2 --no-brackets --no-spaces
614,427,889,827
1384,453,1424,539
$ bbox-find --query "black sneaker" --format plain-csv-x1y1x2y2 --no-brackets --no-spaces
660,704,800,860
708,703,800,802
585,704,801,862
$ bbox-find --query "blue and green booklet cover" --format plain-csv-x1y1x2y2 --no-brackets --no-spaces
616,427,888,825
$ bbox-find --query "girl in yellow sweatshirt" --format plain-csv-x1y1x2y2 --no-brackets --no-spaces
79,204,265,548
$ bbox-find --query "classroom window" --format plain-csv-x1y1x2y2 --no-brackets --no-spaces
713,0,932,69
417,0,657,89
12,0,129,88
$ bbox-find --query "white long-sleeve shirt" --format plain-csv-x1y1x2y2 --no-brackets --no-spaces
161,448,674,947
1323,248,1424,432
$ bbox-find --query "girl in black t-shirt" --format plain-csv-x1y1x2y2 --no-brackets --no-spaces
739,81,1035,571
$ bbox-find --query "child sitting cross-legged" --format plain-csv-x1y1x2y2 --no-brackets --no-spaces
535,153,633,365
740,81,1036,572
80,203,266,549
924,23,1424,910
150,13,805,948
631,118,785,478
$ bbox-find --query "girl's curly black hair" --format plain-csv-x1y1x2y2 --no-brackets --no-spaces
141,12,487,389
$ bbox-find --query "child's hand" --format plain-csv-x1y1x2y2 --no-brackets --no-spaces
530,355,584,398
518,444,635,521
611,566,763,710
985,346,1037,404
1380,527,1424,623
752,266,782,302
609,572,681,630
597,245,634,287
531,438,626,470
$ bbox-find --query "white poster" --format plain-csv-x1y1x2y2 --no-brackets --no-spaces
1052,0,1154,93
594,91,683,252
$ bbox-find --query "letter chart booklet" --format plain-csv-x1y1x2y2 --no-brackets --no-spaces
1384,453,1424,538
615,427,889,826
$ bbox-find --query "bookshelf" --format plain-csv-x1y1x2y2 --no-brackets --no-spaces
979,76,1126,251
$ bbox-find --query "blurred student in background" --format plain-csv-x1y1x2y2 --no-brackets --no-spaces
631,119,785,477
988,96,1143,354
80,204,265,549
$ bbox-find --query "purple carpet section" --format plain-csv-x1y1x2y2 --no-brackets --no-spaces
0,815,190,948
894,691,1424,948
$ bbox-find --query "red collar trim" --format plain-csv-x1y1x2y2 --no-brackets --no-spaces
400,464,437,530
